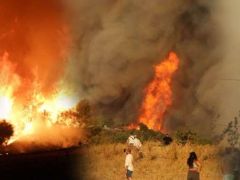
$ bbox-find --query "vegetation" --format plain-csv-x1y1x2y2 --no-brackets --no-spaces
221,111,240,148
82,108,240,180
88,123,213,146
0,120,14,145
84,142,221,180
174,130,212,145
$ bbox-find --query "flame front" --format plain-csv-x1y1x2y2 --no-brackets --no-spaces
138,52,180,131
0,1,85,148
0,52,81,145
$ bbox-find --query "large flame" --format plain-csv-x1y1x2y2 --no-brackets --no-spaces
0,52,82,145
0,1,84,148
138,52,180,131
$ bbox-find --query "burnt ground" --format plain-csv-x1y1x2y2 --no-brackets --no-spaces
0,146,86,180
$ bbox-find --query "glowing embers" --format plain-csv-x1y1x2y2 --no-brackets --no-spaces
138,52,179,131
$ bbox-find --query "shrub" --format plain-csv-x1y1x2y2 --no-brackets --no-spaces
174,130,212,145
138,123,164,142
112,131,130,143
221,112,240,148
76,99,91,124
0,120,14,145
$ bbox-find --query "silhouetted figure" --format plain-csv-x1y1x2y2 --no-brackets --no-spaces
163,134,173,145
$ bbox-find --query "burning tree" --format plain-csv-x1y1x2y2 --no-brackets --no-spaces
0,120,13,145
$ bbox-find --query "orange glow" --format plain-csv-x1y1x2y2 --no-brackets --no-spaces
138,52,180,131
0,52,81,145
0,1,84,147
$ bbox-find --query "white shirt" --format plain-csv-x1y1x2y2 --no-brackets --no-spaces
133,138,142,149
125,154,134,171
127,135,135,144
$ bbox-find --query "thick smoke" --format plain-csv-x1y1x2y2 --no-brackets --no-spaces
63,0,226,134
209,0,240,132
64,0,187,126
2,0,233,139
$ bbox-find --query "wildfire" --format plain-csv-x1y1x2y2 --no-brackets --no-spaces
0,1,84,149
0,52,81,145
137,52,180,131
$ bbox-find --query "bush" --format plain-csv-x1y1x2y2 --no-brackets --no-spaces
0,120,14,145
76,99,91,123
221,112,240,148
112,131,131,143
138,123,164,142
174,130,212,145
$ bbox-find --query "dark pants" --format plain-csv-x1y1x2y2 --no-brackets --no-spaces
126,170,133,178
187,171,200,180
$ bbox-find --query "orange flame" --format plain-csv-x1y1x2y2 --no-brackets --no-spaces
138,52,180,131
0,52,81,145
0,1,84,147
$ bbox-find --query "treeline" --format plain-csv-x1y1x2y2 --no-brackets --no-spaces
88,123,212,145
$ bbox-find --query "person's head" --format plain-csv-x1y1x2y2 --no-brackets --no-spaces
187,152,198,168
124,148,131,154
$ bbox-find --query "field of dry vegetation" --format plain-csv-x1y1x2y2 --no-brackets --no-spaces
85,142,222,180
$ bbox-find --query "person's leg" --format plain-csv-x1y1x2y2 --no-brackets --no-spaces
187,171,194,180
126,170,133,180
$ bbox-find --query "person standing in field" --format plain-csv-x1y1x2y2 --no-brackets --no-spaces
125,148,134,180
127,134,135,146
187,152,201,180
127,134,143,159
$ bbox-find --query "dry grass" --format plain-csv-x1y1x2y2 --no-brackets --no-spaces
84,142,222,180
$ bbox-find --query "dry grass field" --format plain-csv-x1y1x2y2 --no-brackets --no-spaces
85,142,222,180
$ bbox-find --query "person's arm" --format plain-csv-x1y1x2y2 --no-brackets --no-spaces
196,161,201,171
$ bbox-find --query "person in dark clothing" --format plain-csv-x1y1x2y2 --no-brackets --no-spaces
163,134,173,145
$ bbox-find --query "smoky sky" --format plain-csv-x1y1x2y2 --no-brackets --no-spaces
62,0,227,134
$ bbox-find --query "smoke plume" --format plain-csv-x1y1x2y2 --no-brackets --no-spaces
63,0,228,135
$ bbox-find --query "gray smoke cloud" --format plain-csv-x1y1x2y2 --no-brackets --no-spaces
62,0,239,135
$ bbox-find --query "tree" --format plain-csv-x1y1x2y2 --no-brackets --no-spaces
221,111,240,148
76,99,91,123
0,120,14,145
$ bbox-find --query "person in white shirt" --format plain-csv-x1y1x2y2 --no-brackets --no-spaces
124,148,134,180
127,135,142,149
127,135,135,145
127,135,143,159
133,137,142,150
